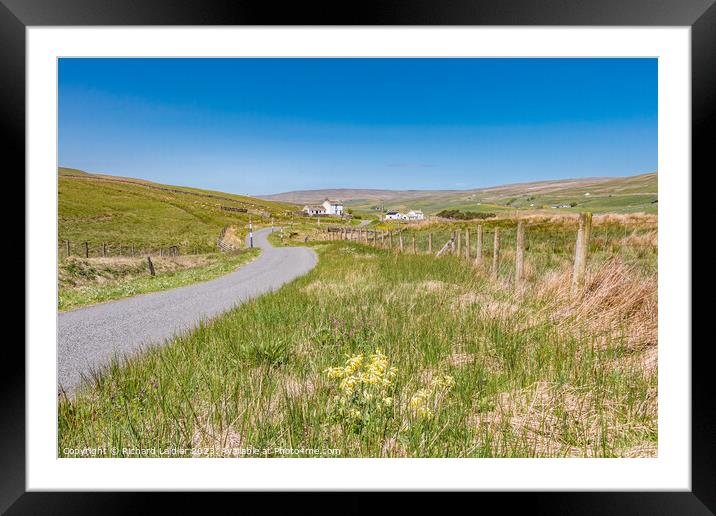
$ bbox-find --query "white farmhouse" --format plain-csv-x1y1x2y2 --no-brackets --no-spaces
303,205,327,216
383,211,402,221
322,199,344,216
406,210,425,221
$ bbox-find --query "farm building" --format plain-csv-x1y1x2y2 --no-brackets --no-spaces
303,205,327,216
383,209,425,221
322,199,344,216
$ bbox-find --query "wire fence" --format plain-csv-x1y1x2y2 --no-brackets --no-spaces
58,241,203,259
325,214,595,296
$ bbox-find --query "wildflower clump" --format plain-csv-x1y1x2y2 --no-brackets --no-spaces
324,350,398,432
409,373,455,421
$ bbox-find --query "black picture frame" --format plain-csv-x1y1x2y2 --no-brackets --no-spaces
4,0,710,512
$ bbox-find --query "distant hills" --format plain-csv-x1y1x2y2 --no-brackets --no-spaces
258,172,657,214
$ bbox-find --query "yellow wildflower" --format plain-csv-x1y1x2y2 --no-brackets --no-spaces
324,350,398,431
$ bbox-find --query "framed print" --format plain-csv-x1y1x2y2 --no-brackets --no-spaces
5,0,712,511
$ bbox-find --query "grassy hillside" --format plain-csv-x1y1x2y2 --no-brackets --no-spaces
59,214,657,458
58,167,300,255
261,172,657,215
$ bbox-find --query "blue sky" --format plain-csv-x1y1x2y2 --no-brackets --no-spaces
58,58,657,195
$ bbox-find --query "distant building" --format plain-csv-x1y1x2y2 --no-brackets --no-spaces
383,209,425,221
406,210,425,221
303,205,327,216
322,199,344,216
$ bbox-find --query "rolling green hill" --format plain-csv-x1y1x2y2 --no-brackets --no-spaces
260,172,657,215
58,167,300,254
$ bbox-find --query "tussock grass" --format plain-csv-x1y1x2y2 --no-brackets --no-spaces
59,224,657,457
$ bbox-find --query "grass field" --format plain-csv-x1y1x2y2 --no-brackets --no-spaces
58,214,657,458
59,249,261,311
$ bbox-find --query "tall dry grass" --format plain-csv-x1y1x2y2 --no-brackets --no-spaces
536,259,657,352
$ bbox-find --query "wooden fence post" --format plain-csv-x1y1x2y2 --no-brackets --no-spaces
428,233,432,254
389,231,393,249
492,227,500,279
515,220,525,288
131,245,135,257
66,240,71,257
84,242,89,258
456,231,461,256
102,243,106,257
436,236,454,257
474,225,483,267
571,212,592,297
399,233,404,253
146,255,156,276
412,233,416,253
465,229,470,259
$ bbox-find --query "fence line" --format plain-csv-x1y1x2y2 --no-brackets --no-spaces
60,240,184,259
324,215,592,293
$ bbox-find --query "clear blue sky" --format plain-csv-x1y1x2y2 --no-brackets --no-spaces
59,58,657,195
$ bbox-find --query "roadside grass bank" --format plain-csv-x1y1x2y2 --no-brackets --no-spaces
59,231,656,457
59,249,261,311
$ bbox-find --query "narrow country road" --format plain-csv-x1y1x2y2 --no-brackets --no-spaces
57,228,317,393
